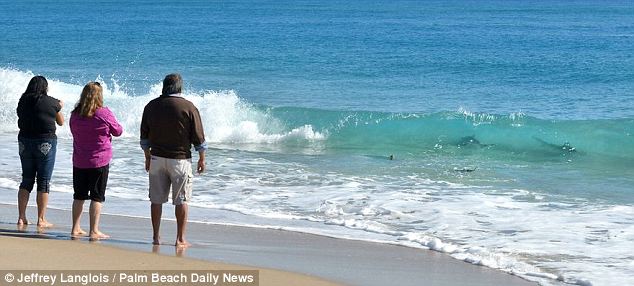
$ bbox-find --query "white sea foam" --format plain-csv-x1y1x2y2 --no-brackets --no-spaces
0,68,326,145
172,160,633,286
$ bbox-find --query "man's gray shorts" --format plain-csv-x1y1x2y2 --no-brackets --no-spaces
148,156,193,205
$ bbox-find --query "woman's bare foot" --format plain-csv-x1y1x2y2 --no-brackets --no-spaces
89,231,110,241
175,240,191,248
175,246,186,257
71,229,87,237
153,235,161,245
37,219,53,228
17,217,29,225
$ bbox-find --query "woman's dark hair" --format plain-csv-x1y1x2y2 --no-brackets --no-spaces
23,76,48,97
162,73,182,96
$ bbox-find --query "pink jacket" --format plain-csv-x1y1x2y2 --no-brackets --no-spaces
70,107,123,168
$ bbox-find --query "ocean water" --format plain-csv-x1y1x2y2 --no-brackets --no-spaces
1,0,633,285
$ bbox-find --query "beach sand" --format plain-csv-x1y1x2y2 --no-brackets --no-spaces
0,235,336,286
0,203,536,286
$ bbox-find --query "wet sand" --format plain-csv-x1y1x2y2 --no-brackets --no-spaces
0,203,536,286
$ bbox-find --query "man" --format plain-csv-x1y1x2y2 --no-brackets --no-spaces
140,73,206,248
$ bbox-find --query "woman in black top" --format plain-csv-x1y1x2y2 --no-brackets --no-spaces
16,76,64,227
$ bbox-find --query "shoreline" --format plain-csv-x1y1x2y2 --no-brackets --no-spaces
0,203,536,286
0,235,335,286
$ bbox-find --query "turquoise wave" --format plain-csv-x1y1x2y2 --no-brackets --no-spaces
269,106,634,166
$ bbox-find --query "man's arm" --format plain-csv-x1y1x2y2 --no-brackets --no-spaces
144,149,152,172
140,105,151,172
197,150,205,174
191,107,207,174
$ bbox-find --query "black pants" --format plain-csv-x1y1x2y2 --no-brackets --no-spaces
73,165,109,202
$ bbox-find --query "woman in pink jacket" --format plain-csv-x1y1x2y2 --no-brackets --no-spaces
70,82,123,240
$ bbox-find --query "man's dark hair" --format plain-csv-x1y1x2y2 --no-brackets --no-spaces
23,76,48,97
162,73,183,96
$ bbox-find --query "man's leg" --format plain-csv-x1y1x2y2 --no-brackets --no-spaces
151,203,163,245
170,158,193,248
149,156,170,245
175,203,190,247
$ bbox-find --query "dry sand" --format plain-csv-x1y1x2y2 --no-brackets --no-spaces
0,234,337,286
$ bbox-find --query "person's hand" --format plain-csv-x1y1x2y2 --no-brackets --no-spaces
197,158,205,174
145,156,151,172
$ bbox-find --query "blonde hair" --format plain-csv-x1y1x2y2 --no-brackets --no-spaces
73,82,103,117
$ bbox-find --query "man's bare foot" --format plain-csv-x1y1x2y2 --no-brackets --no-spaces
71,229,87,237
89,231,110,241
37,220,53,228
17,217,28,225
175,240,191,248
153,236,161,245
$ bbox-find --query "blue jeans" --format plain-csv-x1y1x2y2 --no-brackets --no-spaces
18,137,57,193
